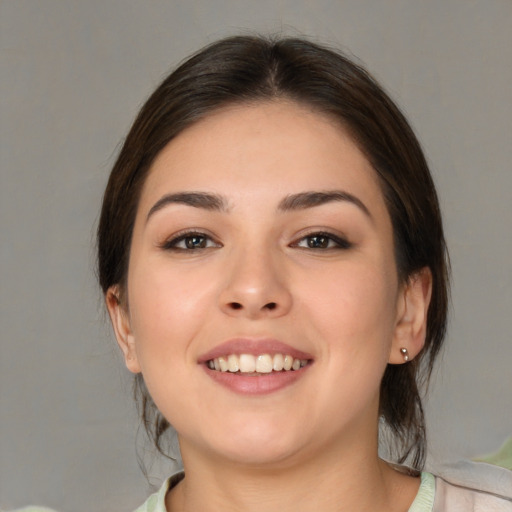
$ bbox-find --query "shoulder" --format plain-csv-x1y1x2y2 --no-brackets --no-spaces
431,460,512,512
133,472,185,512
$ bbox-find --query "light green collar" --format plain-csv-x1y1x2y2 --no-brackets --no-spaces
408,472,435,512
135,470,435,512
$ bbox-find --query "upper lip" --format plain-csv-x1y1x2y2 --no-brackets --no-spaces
198,338,314,364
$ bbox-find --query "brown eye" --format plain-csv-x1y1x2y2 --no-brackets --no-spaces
162,231,221,251
307,235,330,248
184,235,207,249
294,232,352,250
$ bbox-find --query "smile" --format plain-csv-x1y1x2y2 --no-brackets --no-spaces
207,353,309,374
200,339,313,394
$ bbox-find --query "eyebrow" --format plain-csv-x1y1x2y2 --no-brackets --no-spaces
146,192,228,221
146,189,371,222
278,191,372,218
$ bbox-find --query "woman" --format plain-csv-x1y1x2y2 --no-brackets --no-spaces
97,36,511,511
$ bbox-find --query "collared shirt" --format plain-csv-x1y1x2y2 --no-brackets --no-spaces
9,461,512,511
133,465,512,512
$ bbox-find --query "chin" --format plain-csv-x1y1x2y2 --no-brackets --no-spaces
200,419,307,467
218,441,302,467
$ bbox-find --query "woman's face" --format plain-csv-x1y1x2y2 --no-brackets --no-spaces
109,101,421,467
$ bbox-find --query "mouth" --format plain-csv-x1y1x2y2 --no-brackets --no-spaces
199,339,313,395
206,353,310,374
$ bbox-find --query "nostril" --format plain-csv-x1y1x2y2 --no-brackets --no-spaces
265,302,277,310
229,302,243,310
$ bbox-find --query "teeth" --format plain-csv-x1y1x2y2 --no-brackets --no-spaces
218,356,228,372
239,354,256,373
256,354,273,373
273,353,284,371
227,354,239,372
207,353,309,373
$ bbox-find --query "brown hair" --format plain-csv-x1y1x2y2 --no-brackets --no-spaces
97,35,449,469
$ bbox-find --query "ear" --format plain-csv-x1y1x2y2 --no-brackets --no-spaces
389,268,432,364
105,286,141,373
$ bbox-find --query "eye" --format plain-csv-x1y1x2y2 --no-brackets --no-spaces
162,231,220,251
293,232,352,250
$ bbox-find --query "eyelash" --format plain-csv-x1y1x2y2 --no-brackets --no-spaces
161,230,220,251
160,230,352,252
292,231,352,250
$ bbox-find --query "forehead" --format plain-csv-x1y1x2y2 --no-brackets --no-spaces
138,100,386,214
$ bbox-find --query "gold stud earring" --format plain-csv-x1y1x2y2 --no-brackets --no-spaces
400,347,409,362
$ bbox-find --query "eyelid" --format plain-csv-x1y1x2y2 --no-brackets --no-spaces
290,229,352,250
159,228,222,250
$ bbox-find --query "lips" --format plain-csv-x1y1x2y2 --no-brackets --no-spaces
199,338,313,395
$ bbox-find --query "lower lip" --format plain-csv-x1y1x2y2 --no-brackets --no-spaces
203,366,311,395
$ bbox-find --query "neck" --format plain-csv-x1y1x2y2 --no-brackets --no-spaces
166,429,419,512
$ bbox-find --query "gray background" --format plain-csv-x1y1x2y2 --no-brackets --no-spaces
1,1,511,510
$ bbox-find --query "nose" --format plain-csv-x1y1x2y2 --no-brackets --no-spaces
219,246,293,319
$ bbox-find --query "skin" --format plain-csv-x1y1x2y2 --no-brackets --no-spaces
107,101,432,512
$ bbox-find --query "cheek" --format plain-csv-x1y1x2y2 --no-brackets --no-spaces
126,261,218,425
127,258,217,368
298,260,399,359
277,261,399,437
